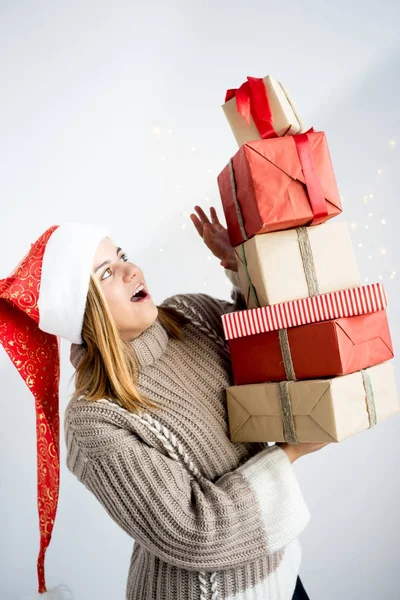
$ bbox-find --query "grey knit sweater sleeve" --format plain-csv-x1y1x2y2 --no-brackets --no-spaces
65,402,310,572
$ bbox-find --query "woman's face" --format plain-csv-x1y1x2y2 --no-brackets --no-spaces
92,237,158,341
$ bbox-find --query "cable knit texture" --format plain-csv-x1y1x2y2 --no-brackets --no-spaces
64,272,311,600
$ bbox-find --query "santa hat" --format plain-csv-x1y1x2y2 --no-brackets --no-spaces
0,222,108,599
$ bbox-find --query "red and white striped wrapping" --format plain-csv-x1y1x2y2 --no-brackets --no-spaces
222,283,387,340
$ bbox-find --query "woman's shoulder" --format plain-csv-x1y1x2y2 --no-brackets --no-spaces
160,288,245,335
160,292,229,336
161,291,237,324
64,395,148,457
64,395,129,432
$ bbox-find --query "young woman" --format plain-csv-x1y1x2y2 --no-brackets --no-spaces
1,209,328,600
65,205,328,600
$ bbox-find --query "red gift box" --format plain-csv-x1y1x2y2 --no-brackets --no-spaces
217,130,342,247
222,283,387,339
227,310,394,385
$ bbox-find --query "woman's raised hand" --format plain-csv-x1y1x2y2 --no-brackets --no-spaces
190,205,238,272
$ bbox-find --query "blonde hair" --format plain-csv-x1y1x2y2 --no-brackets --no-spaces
69,274,189,414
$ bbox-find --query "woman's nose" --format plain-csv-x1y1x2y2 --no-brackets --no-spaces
123,262,140,281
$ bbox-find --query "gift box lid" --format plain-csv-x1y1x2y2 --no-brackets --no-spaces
222,282,387,340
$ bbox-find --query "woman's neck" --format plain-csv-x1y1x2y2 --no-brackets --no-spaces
129,317,169,369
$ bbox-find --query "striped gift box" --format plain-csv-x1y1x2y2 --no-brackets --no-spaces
222,283,387,340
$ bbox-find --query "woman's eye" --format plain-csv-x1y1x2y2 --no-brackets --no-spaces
101,268,112,281
101,253,129,281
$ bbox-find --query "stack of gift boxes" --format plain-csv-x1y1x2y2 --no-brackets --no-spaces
217,74,399,444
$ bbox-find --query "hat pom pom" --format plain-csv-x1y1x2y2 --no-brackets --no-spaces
21,583,74,599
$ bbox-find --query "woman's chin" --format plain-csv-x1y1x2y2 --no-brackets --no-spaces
132,300,158,324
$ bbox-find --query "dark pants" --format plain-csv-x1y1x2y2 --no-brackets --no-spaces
291,576,310,600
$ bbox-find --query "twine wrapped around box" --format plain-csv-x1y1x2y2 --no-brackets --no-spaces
278,370,377,444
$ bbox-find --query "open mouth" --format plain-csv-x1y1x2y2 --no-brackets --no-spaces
130,283,150,303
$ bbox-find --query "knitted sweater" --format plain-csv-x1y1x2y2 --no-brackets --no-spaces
64,274,311,600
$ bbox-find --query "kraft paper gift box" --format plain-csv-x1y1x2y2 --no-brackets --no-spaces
226,361,400,443
235,220,361,309
217,131,342,247
222,75,306,147
226,310,394,385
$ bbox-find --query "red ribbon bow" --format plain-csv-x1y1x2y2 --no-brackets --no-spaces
225,76,277,139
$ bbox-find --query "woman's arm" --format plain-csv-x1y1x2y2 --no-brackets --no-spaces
223,267,246,312
65,402,310,572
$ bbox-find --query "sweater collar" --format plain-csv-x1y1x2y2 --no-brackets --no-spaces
129,317,169,369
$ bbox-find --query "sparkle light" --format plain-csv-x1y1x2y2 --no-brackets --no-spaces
207,255,212,261
377,169,383,175
381,218,386,225
351,223,357,229
392,271,396,276
380,248,387,255
365,277,369,282
365,225,369,230
368,255,372,259
176,184,181,189
204,281,207,287
167,129,173,134
369,194,374,199
358,243,363,247
152,126,161,135
205,197,211,203
160,156,166,162
192,147,197,152
389,140,396,147
368,213,373,218
208,169,213,173
182,211,189,218
160,248,164,252
181,224,187,230
379,275,383,280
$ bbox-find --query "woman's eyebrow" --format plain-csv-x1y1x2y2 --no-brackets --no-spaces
94,247,122,274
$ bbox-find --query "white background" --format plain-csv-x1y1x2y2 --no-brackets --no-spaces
1,1,399,598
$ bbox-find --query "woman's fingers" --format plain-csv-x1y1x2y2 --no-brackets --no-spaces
193,205,211,226
203,222,216,242
191,204,236,267
193,204,223,230
190,213,217,241
210,206,221,226
190,213,204,237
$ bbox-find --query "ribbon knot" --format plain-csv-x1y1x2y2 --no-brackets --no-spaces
225,76,277,140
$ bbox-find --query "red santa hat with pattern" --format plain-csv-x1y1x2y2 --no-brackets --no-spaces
0,222,109,599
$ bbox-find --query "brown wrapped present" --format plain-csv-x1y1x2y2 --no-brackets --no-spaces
226,361,399,443
235,220,360,308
